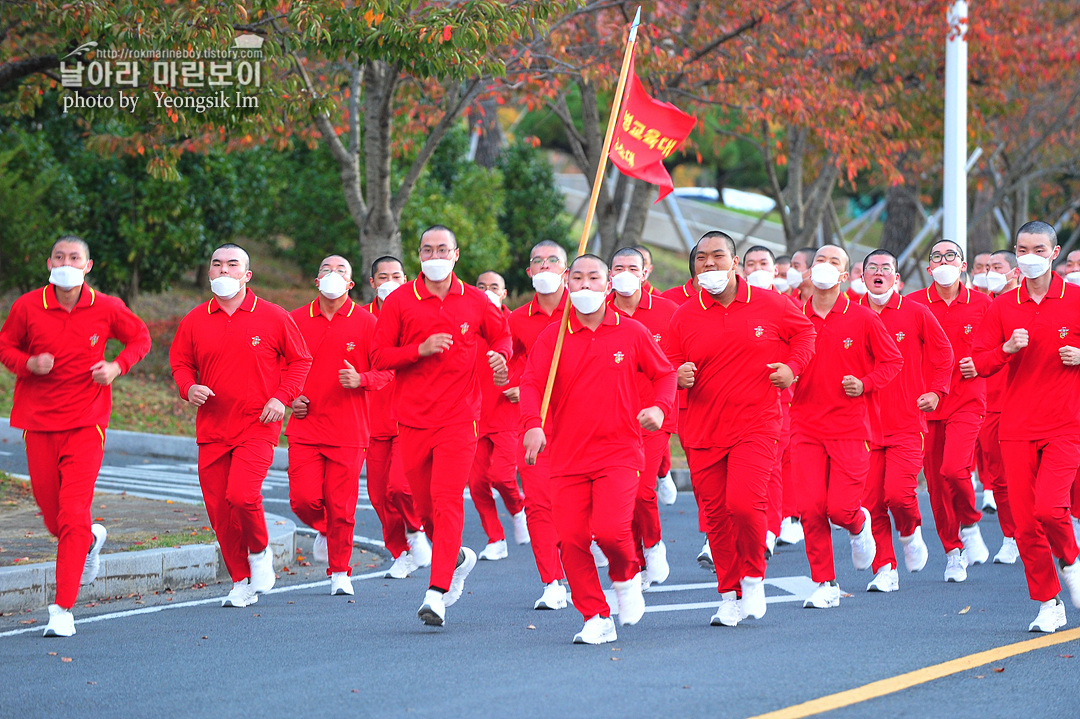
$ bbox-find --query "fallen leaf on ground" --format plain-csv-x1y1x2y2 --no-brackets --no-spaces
610,657,620,661
61,657,72,663
274,520,286,525
93,517,104,522
47,652,56,656
19,619,36,625
992,667,1005,673
1060,654,1074,659
87,681,96,685
958,606,971,614
166,500,173,504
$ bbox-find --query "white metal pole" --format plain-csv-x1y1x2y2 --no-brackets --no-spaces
943,0,969,257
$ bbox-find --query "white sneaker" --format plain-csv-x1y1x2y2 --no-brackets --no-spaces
803,582,841,609
478,540,508,561
866,566,899,593
1028,598,1067,633
587,540,608,569
981,490,997,513
612,573,645,626
248,546,276,593
443,547,477,607
81,523,107,585
644,540,670,586
993,537,1020,565
710,591,741,627
407,531,432,568
573,615,617,644
42,604,75,637
534,581,567,610
777,517,804,546
960,524,990,565
900,526,929,573
697,539,714,570
222,580,258,608
765,531,777,560
849,507,876,571
944,549,968,582
418,589,446,626
656,473,677,506
511,510,531,545
739,576,767,619
1061,559,1080,609
385,551,418,579
313,532,329,564
330,572,354,595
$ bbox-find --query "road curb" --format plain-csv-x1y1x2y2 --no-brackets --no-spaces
0,513,296,613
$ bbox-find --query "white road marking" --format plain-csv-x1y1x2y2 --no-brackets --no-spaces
0,569,388,639
595,575,818,615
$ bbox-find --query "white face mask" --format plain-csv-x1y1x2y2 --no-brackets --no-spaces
1066,271,1080,287
810,263,841,290
210,275,242,299
421,258,454,282
746,270,774,289
611,271,641,297
531,271,563,295
773,276,790,293
868,288,894,306
317,272,349,300
786,267,804,288
985,271,1008,294
931,264,961,287
697,270,731,294
376,281,401,301
49,265,85,290
1016,254,1051,279
484,289,502,307
849,278,867,295
972,272,990,290
569,288,606,315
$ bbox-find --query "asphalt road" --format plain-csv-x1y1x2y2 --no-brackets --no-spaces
1,448,1078,719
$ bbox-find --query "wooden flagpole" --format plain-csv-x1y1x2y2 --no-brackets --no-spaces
538,8,641,427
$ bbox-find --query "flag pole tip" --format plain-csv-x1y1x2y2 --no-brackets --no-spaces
628,7,641,42
632,7,641,28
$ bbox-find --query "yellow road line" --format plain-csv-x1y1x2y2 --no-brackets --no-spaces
746,627,1080,719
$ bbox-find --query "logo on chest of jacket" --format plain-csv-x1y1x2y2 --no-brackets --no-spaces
895,331,905,342
89,334,100,347
460,322,470,335
345,341,355,352
754,326,765,338
251,336,261,347
614,351,625,364
653,333,662,344
843,337,853,349
1061,327,1070,339
963,324,973,335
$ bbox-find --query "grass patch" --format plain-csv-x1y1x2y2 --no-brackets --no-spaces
122,530,217,551
0,471,32,507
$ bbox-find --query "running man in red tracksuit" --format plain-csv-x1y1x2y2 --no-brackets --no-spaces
608,247,679,589
470,271,529,562
971,221,1080,633
371,225,512,627
170,243,312,609
520,254,676,645
857,249,953,594
974,250,1022,565
0,236,151,638
908,240,993,581
665,232,815,627
791,245,903,609
508,240,570,611
287,256,392,597
363,256,431,580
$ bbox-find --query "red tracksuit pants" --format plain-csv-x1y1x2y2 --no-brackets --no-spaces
553,467,639,621
517,439,565,584
1000,436,1080,602
398,421,478,593
686,438,774,595
632,430,668,567
792,434,870,583
977,411,1015,537
469,430,525,543
25,426,106,609
767,427,794,536
367,436,423,559
864,433,924,573
288,443,365,576
198,439,274,584
924,414,983,553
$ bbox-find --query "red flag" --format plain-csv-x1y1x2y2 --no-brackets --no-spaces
608,48,696,201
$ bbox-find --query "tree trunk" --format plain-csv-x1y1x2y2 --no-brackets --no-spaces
969,182,996,255
880,182,921,256
471,98,504,169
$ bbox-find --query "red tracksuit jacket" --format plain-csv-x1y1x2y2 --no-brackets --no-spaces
608,290,681,434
